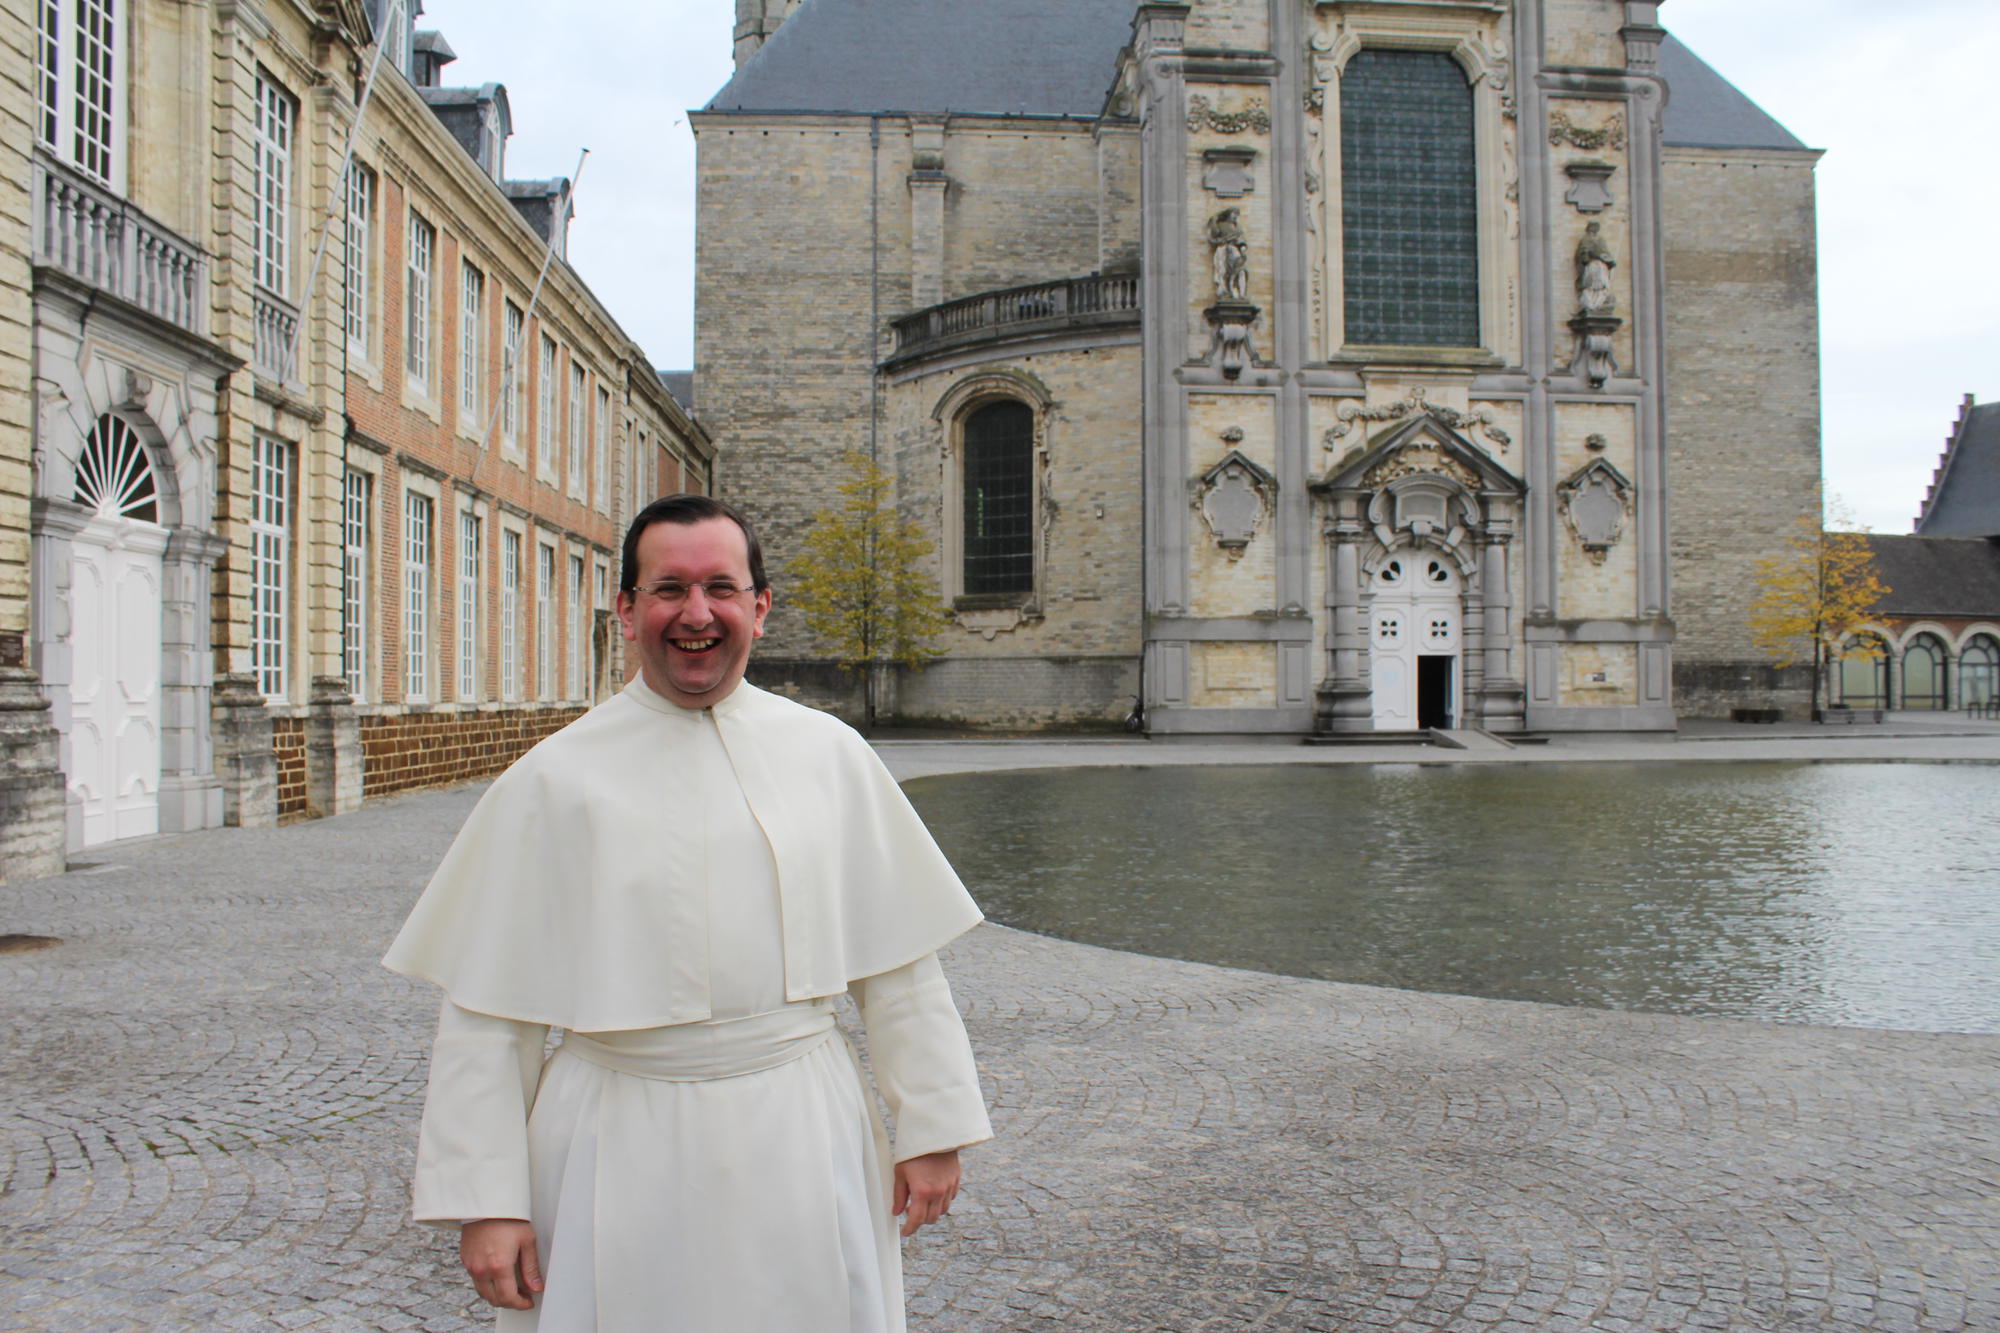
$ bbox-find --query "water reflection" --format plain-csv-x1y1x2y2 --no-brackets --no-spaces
906,762,2000,1033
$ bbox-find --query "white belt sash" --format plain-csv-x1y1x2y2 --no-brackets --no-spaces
558,1001,838,1082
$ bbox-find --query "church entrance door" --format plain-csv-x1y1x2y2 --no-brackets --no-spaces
1369,553,1460,731
68,516,166,846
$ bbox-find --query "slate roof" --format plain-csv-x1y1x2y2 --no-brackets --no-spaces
1916,399,2000,538
705,0,1134,117
657,370,695,413
1861,534,2000,618
1658,36,1807,151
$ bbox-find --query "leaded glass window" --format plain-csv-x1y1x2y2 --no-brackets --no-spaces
962,400,1034,597
1902,635,1946,711
458,510,481,700
1839,636,1889,709
250,436,291,697
501,529,522,700
404,491,432,701
1962,635,1998,709
38,0,119,185
406,212,435,386
343,164,374,353
252,74,294,295
1340,49,1479,348
342,470,370,699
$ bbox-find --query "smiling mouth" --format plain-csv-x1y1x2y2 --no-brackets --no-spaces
671,637,721,653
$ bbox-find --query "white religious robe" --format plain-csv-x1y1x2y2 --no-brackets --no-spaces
384,679,992,1331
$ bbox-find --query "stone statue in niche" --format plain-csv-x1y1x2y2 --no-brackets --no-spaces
1575,221,1616,314
1207,207,1249,301
1558,457,1633,563
1194,449,1276,559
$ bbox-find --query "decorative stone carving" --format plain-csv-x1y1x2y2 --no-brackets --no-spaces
1549,108,1626,152
1193,450,1277,559
1569,312,1621,387
1322,387,1513,451
1563,159,1616,213
1187,94,1270,135
1362,443,1481,493
1575,221,1617,314
1204,303,1259,379
1559,457,1634,562
956,606,1029,641
1201,147,1257,198
1206,207,1249,300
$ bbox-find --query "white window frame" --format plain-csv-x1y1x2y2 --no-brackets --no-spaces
567,364,588,495
594,385,611,512
38,0,122,188
567,552,586,701
536,540,556,701
501,526,523,701
250,435,291,698
406,210,435,390
341,469,372,700
501,299,525,450
459,262,484,431
343,162,375,357
403,488,434,701
457,508,482,701
537,334,557,476
251,71,295,296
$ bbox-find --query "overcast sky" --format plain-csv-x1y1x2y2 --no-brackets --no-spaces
421,0,1999,535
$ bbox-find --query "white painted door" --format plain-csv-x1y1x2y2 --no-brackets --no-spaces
69,518,166,845
1371,603,1414,728
1370,554,1461,730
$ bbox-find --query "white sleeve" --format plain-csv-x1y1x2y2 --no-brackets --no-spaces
411,999,550,1224
850,952,993,1163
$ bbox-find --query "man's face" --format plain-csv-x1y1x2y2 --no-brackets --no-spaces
615,516,771,709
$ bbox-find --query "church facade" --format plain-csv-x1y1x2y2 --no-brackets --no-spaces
696,0,1823,735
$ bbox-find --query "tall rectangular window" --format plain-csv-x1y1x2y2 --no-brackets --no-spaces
961,399,1035,596
502,300,525,446
406,212,435,387
458,511,481,700
38,0,120,184
568,364,587,493
343,163,375,354
594,386,611,511
459,263,484,427
537,335,557,473
501,529,522,701
536,543,555,700
342,470,371,699
250,436,291,697
404,492,433,701
252,73,295,295
1340,49,1479,348
568,554,585,700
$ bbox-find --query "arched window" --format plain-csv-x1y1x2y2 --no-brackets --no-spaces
73,413,159,523
1838,634,1889,709
1962,634,1999,710
1340,49,1479,348
1902,634,1947,710
960,399,1034,597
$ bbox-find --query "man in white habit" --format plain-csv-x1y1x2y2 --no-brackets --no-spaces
383,494,992,1330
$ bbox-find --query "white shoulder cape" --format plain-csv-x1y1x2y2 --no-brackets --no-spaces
382,679,982,1031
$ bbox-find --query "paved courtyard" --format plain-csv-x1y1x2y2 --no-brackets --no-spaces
4,728,1999,1331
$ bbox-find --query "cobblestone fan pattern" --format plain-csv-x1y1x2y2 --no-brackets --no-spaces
3,778,1998,1331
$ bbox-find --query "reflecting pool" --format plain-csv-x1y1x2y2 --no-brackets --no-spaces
905,762,2000,1033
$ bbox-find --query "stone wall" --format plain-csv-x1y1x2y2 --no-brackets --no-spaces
359,704,582,799
1662,145,1823,717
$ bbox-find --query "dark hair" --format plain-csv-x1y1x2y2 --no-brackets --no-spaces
619,494,768,593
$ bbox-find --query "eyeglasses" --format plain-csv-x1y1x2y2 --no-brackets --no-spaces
630,579,756,604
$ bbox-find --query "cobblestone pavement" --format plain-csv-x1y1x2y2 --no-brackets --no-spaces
4,738,1998,1332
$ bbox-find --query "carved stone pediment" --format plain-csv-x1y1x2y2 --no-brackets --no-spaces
1318,413,1522,496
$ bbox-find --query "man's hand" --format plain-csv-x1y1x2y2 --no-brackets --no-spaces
893,1149,961,1237
460,1218,543,1310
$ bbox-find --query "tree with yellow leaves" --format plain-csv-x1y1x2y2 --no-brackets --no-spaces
786,451,951,731
1746,508,1891,719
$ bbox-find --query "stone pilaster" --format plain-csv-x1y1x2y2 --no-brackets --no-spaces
0,664,67,882
211,672,276,828
304,676,362,819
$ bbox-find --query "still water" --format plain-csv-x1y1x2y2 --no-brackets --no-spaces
906,762,2000,1034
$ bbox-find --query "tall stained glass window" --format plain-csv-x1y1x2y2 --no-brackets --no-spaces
1340,49,1478,348
961,400,1034,597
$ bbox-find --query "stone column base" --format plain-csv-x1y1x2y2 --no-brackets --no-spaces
0,665,69,882
211,673,277,828
305,676,363,819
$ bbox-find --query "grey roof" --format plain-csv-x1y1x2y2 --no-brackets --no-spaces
1659,35,1807,151
1861,535,2000,618
706,0,1134,118
657,370,695,413
1917,399,2000,538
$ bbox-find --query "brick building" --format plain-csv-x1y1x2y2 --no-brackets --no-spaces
694,0,1823,734
3,0,711,878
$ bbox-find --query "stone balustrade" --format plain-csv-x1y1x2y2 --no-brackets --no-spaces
887,272,1140,366
252,285,301,384
32,152,206,337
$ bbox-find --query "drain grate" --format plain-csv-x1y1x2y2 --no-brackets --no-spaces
0,935,61,955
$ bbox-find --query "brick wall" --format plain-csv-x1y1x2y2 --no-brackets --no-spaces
272,716,307,820
359,704,584,799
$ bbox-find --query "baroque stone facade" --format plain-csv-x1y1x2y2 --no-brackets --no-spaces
3,0,712,875
694,0,1822,735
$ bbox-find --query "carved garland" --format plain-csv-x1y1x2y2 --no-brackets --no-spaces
1187,95,1271,135
1322,388,1513,451
1549,109,1626,153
